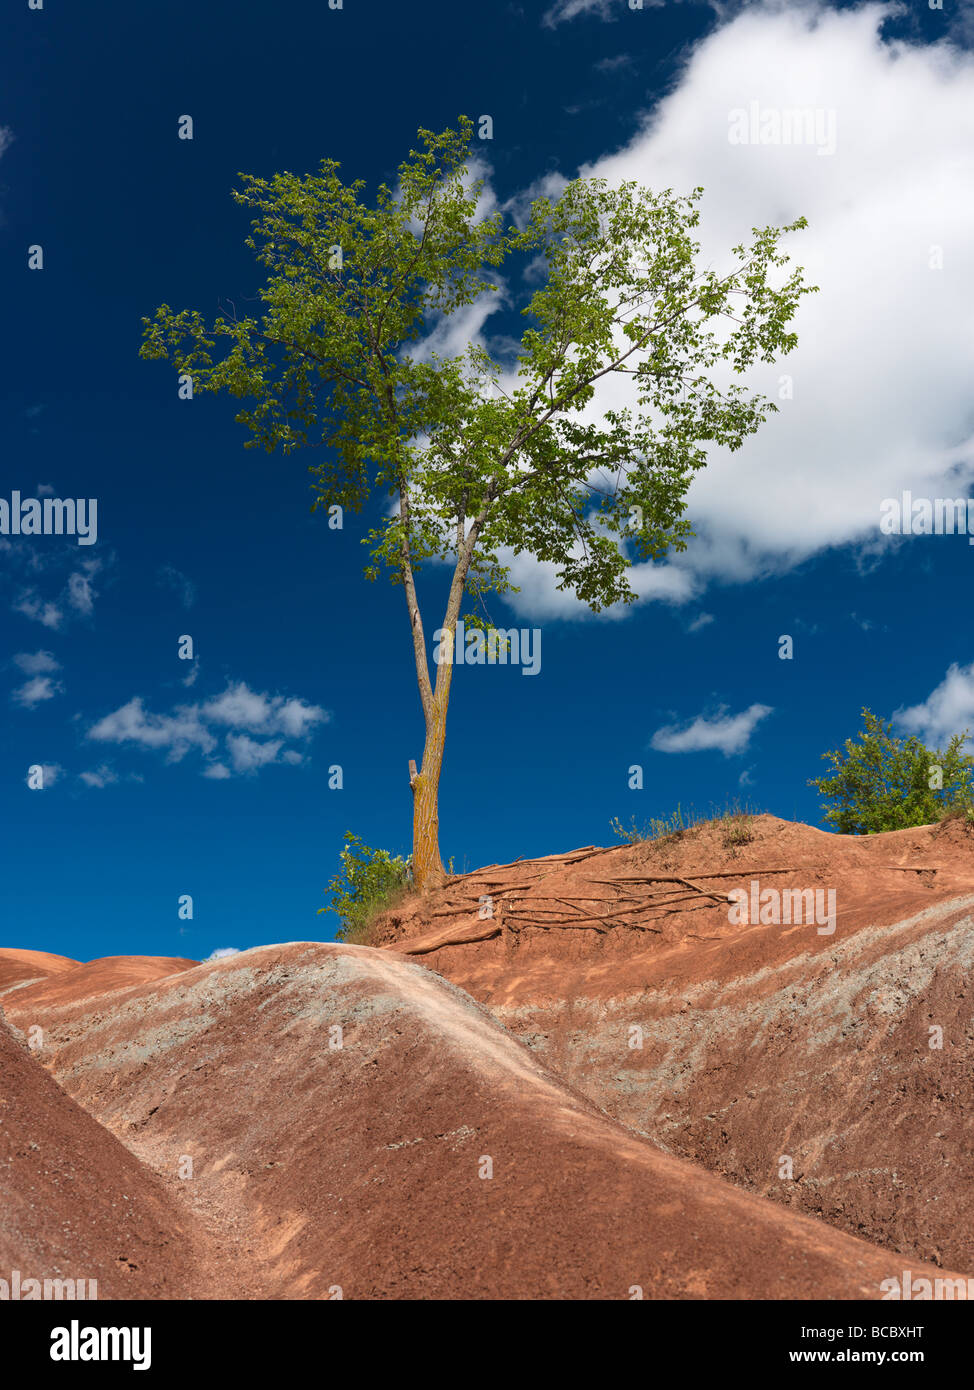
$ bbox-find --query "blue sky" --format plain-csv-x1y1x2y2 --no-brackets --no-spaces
4,0,974,963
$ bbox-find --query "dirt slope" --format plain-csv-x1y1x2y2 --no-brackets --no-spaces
5,955,198,1017
0,948,80,999
368,815,974,1272
4,940,960,1299
0,1011,226,1299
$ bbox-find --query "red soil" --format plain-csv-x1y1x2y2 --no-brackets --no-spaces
0,1012,232,1299
3,954,198,1017
0,949,80,998
3,815,971,1299
370,815,974,1273
2,929,966,1299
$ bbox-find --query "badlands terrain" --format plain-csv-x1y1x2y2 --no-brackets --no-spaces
1,814,972,1299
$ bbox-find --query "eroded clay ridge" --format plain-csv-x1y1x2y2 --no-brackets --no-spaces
370,814,974,1272
0,1012,224,1299
0,948,81,999
2,940,963,1299
0,953,198,1011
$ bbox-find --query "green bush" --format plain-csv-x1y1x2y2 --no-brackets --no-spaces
319,834,413,945
809,708,974,834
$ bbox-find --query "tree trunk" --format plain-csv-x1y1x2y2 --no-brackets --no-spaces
411,702,448,890
401,481,479,890
410,624,458,891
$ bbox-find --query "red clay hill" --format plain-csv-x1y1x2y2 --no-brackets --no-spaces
0,1011,242,1299
2,815,972,1299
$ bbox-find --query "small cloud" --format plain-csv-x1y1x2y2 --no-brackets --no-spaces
13,650,60,675
687,613,715,633
226,734,283,773
543,0,608,26
88,680,329,778
202,762,231,780
67,571,95,616
850,613,885,633
14,592,63,629
158,564,197,609
12,674,62,708
205,947,241,961
738,766,754,787
202,681,328,739
88,697,216,761
650,704,773,757
543,0,642,27
26,763,62,789
895,663,974,750
79,765,119,789
12,555,108,629
595,53,633,73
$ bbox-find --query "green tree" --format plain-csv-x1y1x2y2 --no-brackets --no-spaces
318,834,411,944
140,118,813,888
810,708,974,834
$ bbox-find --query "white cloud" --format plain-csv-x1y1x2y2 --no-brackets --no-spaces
205,947,241,960
499,542,697,620
413,290,507,365
67,570,95,616
494,3,974,616
651,702,773,755
87,680,328,778
13,650,60,675
14,592,63,628
79,765,119,788
158,564,197,609
201,683,275,730
543,0,626,27
88,696,216,761
688,612,715,633
11,556,108,628
225,733,283,773
595,53,635,73
895,663,974,749
25,763,61,789
202,681,328,738
12,675,62,708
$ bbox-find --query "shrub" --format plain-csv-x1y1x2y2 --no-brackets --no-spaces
319,834,413,945
809,708,974,834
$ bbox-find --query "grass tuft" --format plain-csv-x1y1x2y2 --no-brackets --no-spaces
610,799,759,849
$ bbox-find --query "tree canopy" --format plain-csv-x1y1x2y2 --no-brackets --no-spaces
141,117,815,883
810,708,974,834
